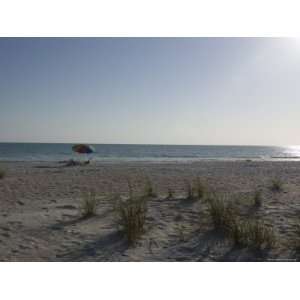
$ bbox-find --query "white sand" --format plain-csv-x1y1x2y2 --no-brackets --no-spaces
0,160,299,261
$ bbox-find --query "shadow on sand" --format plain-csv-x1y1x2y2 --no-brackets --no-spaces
56,231,127,261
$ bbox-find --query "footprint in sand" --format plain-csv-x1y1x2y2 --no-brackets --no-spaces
0,226,10,231
71,240,82,246
62,213,75,218
56,204,77,210
18,244,30,250
8,221,23,228
1,231,11,238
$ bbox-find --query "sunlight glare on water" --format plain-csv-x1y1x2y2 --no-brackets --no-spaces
283,145,300,158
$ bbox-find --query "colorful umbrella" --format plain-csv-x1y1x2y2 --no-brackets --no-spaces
72,144,95,154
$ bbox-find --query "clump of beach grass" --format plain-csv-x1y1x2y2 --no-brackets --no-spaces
166,187,174,199
184,178,206,201
80,190,98,218
185,180,194,201
295,223,300,255
144,177,156,197
227,217,249,247
126,178,134,198
228,219,276,249
270,178,283,192
175,224,186,242
245,220,276,250
109,193,122,211
195,177,206,199
254,190,263,207
206,194,236,231
206,194,276,249
206,194,247,246
0,169,5,179
115,195,148,245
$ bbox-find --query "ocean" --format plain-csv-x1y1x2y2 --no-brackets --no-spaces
1,143,300,162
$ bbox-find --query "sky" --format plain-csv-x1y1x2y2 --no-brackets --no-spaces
1,37,300,145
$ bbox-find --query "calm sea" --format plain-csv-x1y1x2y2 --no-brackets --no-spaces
1,143,300,162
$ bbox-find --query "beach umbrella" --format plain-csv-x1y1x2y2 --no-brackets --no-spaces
72,144,95,154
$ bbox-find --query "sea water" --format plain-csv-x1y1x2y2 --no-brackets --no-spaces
1,143,300,162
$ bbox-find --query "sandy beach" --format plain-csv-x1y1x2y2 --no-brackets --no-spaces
0,160,299,261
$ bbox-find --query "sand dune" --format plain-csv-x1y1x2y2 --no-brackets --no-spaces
0,160,299,261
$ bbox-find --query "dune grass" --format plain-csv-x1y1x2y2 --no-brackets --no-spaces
253,190,263,207
126,178,134,198
295,223,300,255
115,195,148,245
80,190,98,218
184,178,206,201
206,194,236,231
144,177,156,197
245,220,276,250
185,180,194,200
175,224,186,242
228,219,275,249
195,177,206,199
226,217,249,247
0,169,5,179
166,187,174,199
270,178,283,192
206,193,276,249
206,194,248,246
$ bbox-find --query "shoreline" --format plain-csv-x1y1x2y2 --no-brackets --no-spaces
1,157,300,164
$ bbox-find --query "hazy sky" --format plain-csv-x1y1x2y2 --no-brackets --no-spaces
1,38,300,145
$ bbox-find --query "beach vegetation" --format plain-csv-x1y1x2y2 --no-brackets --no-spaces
195,177,206,199
206,194,275,249
144,177,156,197
206,194,236,231
126,178,134,198
295,223,300,255
244,220,276,250
229,219,275,249
254,190,263,207
0,169,5,179
176,224,186,242
80,190,98,218
115,195,148,245
185,180,194,201
227,217,249,247
166,187,174,199
270,178,283,192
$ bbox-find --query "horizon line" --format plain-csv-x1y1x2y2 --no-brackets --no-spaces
0,141,296,147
